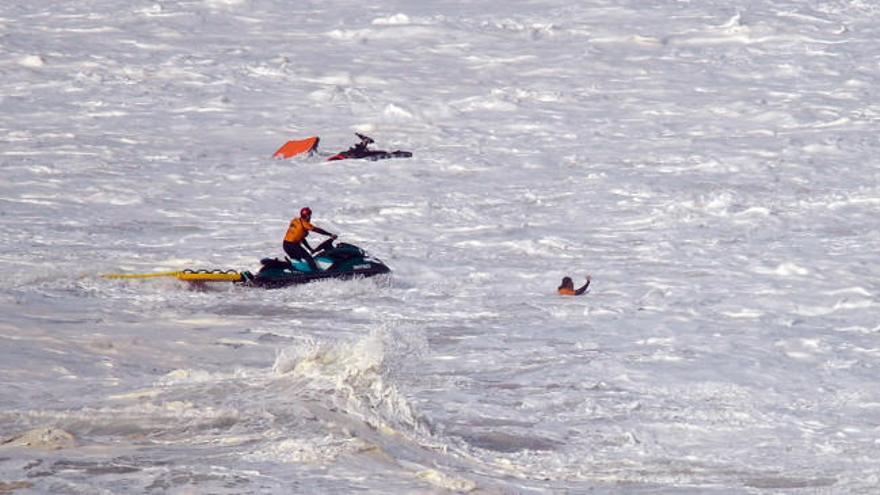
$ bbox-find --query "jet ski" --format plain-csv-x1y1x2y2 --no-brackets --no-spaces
103,238,390,289
239,238,390,288
326,133,413,161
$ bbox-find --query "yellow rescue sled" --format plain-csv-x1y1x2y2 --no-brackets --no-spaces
102,269,242,283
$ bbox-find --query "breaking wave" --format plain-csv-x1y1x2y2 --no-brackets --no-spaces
272,326,433,439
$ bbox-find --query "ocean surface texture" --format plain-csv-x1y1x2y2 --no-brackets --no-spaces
1,0,879,493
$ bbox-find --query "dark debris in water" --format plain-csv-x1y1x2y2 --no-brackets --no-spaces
27,459,140,478
744,475,837,489
461,430,560,453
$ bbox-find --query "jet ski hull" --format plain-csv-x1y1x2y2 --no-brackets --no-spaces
240,263,389,288
239,241,390,289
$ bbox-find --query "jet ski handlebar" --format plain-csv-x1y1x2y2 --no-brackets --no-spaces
312,237,336,255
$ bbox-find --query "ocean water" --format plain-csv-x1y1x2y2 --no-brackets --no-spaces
1,0,879,493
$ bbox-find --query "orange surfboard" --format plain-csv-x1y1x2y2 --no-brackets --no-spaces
273,136,320,159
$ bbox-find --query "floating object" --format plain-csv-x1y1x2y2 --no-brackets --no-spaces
273,133,412,161
272,136,320,159
103,239,389,289
103,269,242,283
244,238,390,288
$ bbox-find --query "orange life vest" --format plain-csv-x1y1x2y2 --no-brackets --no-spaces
284,217,313,243
558,287,577,296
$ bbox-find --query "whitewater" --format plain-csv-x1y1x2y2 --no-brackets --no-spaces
2,0,879,493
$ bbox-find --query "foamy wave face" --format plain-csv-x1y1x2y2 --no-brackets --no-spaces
272,328,431,439
242,436,374,465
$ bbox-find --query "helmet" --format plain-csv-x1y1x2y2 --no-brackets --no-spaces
300,207,312,218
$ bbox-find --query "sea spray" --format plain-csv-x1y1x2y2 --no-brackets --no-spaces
273,326,433,439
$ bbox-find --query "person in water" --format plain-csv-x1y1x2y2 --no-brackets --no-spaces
558,275,591,296
283,206,336,272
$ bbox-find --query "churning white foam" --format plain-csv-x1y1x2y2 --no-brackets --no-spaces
272,328,430,438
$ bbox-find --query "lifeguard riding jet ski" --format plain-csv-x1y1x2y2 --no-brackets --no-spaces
240,237,390,288
273,133,412,162
103,238,390,289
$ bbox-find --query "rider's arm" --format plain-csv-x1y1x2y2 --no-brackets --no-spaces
312,226,337,239
574,276,591,295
